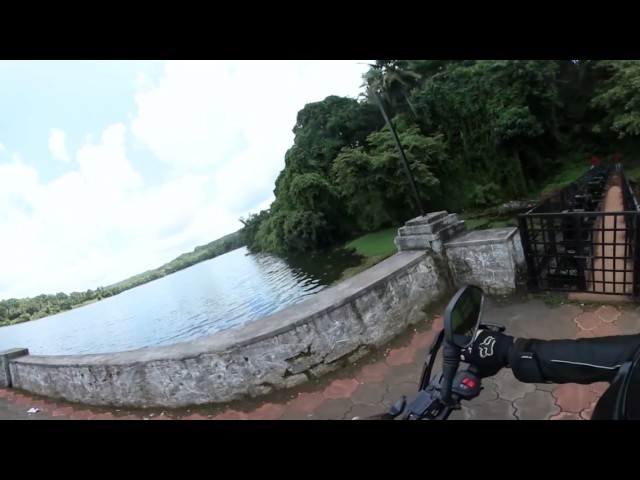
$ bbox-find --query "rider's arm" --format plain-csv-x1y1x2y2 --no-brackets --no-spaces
508,334,640,384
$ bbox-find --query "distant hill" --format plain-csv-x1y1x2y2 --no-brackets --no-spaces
106,229,245,293
0,229,246,326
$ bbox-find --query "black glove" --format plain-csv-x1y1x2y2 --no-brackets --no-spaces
459,329,514,377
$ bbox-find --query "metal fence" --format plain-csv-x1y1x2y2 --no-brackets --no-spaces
518,166,640,297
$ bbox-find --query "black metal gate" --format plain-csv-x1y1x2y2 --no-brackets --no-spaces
518,165,640,297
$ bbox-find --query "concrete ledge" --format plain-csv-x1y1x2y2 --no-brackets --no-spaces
446,227,518,248
9,251,449,408
444,228,525,295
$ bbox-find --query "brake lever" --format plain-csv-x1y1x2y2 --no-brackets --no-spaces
479,322,506,333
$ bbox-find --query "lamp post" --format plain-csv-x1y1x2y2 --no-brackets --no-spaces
374,91,426,217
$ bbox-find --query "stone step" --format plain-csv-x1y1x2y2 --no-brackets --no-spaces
398,213,461,237
405,211,448,227
437,221,468,243
395,220,467,251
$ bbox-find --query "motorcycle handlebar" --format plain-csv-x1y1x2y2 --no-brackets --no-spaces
353,323,506,420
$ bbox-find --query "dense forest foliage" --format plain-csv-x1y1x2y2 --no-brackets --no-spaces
0,230,245,326
4,60,640,326
242,60,640,254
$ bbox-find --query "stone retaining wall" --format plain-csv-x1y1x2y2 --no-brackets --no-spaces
6,251,449,408
2,211,527,409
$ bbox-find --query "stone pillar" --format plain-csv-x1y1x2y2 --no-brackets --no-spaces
444,227,526,295
394,211,468,287
394,211,468,255
0,348,29,388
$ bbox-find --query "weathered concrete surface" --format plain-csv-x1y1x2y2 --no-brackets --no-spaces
0,349,29,387
9,251,450,408
444,227,526,295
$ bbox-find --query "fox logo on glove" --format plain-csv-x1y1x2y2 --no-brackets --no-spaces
478,335,496,358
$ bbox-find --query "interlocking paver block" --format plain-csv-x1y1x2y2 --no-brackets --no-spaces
286,392,325,413
410,330,437,349
552,384,597,413
382,382,419,407
616,310,640,334
550,411,582,420
308,398,354,420
348,403,387,420
356,363,389,383
574,312,600,331
595,306,621,323
350,382,389,405
323,379,359,399
247,403,287,420
514,390,560,420
468,399,516,420
494,369,536,401
211,410,248,420
386,363,421,385
592,322,622,337
385,346,416,366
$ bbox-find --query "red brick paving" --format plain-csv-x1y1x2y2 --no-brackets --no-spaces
89,413,116,420
150,415,172,420
590,382,610,396
410,329,436,349
51,406,75,417
580,401,597,420
247,403,286,420
183,413,211,421
322,379,359,399
574,312,600,331
117,414,142,420
596,306,621,323
355,363,389,383
573,330,596,339
550,411,582,420
552,384,598,413
67,411,92,420
593,322,622,337
0,303,636,421
385,346,416,366
286,392,325,413
212,410,249,420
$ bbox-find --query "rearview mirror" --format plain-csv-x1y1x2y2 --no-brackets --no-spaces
444,285,485,349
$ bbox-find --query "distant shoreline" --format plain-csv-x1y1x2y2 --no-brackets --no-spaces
0,229,246,327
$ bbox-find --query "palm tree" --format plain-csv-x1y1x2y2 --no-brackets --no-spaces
361,60,422,118
360,60,426,216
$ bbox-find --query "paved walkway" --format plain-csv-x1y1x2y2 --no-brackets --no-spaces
1,297,639,420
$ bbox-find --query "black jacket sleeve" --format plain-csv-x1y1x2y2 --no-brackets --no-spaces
508,334,640,384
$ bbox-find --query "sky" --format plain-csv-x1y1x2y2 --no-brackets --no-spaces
0,60,372,300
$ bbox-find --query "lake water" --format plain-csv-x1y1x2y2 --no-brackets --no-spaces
0,247,363,355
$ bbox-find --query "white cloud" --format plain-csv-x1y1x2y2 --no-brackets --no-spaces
0,141,5,155
131,60,370,174
48,128,70,162
0,123,211,299
0,60,370,300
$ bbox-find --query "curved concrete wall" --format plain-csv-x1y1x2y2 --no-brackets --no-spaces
8,251,448,408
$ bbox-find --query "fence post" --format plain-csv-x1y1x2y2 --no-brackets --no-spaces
518,215,538,291
0,348,29,388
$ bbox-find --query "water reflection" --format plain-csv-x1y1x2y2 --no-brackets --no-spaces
0,247,363,355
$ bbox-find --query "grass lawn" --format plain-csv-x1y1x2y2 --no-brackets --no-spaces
344,227,399,257
332,154,636,284
330,227,400,285
540,162,591,196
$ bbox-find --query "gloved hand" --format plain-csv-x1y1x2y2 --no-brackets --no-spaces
459,329,514,377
